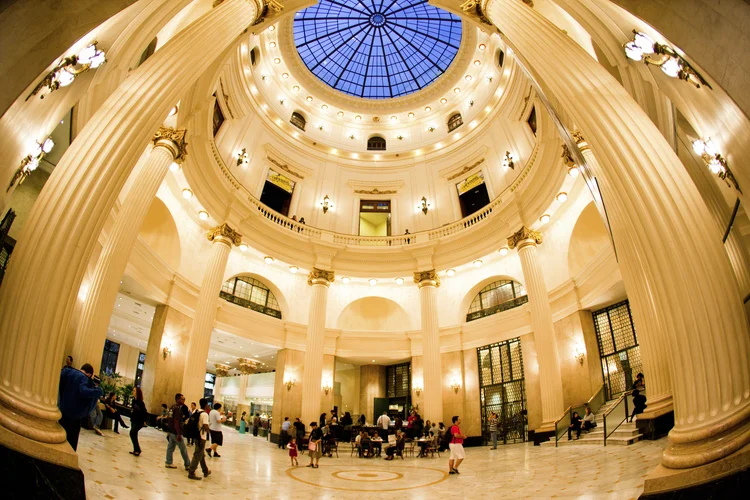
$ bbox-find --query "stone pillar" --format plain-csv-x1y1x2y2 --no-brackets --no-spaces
271,348,304,436
414,270,443,424
72,127,187,373
481,0,750,475
238,357,259,404
0,0,258,467
321,354,335,417
300,268,333,427
212,364,230,402
508,227,564,430
181,224,241,404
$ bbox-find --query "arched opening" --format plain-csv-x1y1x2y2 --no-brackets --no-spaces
250,46,260,66
137,197,181,270
448,112,463,132
290,111,306,131
568,201,611,276
366,135,386,151
466,279,528,322
135,37,158,68
497,48,505,68
337,296,410,330
220,275,282,319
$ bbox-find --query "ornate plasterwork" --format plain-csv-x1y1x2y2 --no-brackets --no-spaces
267,156,304,179
347,179,403,194
214,363,231,377
561,144,576,167
413,269,440,288
308,267,334,286
238,357,261,374
447,158,485,181
353,188,397,195
207,223,243,245
152,127,188,161
507,226,542,249
440,146,488,180
264,144,312,179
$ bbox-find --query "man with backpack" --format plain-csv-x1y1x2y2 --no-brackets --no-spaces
187,399,212,480
164,393,191,470
447,415,467,475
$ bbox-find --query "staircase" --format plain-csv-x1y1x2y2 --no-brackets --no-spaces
541,398,643,447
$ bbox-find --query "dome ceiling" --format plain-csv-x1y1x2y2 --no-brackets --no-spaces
293,0,462,99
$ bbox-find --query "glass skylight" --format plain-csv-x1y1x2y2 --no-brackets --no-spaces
294,0,462,99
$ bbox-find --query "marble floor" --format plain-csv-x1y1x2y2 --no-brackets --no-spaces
79,422,666,499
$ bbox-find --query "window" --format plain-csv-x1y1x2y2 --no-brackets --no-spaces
100,339,120,377
367,136,386,151
467,280,528,322
250,46,259,66
290,111,306,131
136,37,158,68
447,112,463,132
497,49,505,68
212,97,225,137
220,276,282,319
593,300,642,399
204,372,216,401
134,352,146,387
386,363,411,398
527,106,537,136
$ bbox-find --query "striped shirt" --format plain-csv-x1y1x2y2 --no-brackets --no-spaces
489,416,498,432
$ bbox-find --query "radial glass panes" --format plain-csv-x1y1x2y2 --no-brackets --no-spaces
294,0,462,99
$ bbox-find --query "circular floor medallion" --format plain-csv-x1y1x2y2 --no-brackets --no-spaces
287,465,448,492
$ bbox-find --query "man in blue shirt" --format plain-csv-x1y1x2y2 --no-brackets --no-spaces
280,416,291,448
57,363,103,451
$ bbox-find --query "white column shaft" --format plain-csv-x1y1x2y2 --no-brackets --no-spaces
419,283,443,423
301,282,329,427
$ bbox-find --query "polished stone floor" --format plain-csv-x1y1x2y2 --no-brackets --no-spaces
79,421,666,499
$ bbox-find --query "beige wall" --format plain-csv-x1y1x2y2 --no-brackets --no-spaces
554,310,604,409
334,364,361,417
6,168,50,240
271,348,304,434
441,350,463,429
521,333,543,432
115,342,141,384
411,356,424,415
138,197,181,270
568,202,611,276
461,348,482,436
359,364,385,424
336,296,411,331
321,354,335,417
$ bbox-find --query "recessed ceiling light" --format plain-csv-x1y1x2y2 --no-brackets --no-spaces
478,44,486,51
369,278,377,286
556,192,568,203
568,167,580,178
264,256,274,264
446,269,456,276
390,115,397,122
292,85,300,91
289,266,298,273
499,247,509,256
169,162,180,172
473,259,483,268
408,112,414,118
355,115,362,121
440,98,447,104
182,188,193,199
424,106,431,112
395,277,404,285
540,214,551,224
342,277,350,284
473,60,481,66
269,25,276,32
273,58,281,64
269,41,277,48
453,87,461,93
239,243,248,252
464,75,472,81
306,96,313,102
321,104,328,110
198,210,208,220
337,111,344,117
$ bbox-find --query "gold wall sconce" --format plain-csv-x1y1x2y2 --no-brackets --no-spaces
27,42,106,100
285,378,296,391
692,138,741,193
451,379,461,393
162,346,172,360
414,386,423,397
320,195,333,214
323,384,332,395
502,151,515,170
8,137,55,191
624,30,711,89
574,346,585,365
418,196,431,215
236,147,249,166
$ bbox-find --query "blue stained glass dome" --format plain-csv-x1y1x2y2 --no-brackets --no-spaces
293,0,463,99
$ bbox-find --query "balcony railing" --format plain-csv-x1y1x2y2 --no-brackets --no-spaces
219,291,282,319
466,295,529,322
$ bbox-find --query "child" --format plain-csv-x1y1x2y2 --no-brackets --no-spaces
287,437,298,466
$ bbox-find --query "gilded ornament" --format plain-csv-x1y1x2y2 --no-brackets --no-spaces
354,188,397,195
214,363,231,377
238,357,259,374
413,269,440,288
507,226,542,249
571,130,585,145
267,156,304,179
207,223,242,245
447,159,485,180
152,127,188,161
308,268,335,286
561,144,576,168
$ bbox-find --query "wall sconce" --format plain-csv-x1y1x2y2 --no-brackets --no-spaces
27,42,106,100
320,195,333,214
692,138,741,192
323,384,332,395
574,346,586,365
162,345,172,360
451,378,461,393
8,137,55,191
397,135,404,140
236,147,249,166
502,151,515,170
427,125,436,132
624,30,711,89
418,196,431,215
414,385,423,397
285,378,296,391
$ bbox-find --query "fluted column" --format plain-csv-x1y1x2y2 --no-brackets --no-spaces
72,127,187,373
479,0,750,470
300,268,334,427
181,224,241,404
414,270,443,424
508,228,564,429
0,0,258,466
574,135,674,416
212,364,230,401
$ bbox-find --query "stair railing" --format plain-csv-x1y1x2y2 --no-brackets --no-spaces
553,405,572,448
552,384,607,447
602,390,633,446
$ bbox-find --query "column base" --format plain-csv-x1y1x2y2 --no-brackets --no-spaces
636,410,674,441
0,439,85,499
532,428,556,445
642,443,750,497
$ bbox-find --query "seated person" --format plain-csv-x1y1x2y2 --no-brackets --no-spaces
371,431,383,456
630,389,647,422
568,412,582,440
384,431,405,460
581,407,597,432
359,431,372,458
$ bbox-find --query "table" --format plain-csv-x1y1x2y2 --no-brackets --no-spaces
371,438,383,457
416,438,430,458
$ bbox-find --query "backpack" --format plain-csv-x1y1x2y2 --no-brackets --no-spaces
184,410,202,440
440,426,453,449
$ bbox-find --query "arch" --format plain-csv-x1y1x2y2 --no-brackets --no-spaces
366,135,386,151
221,272,289,320
496,47,505,68
290,111,306,131
336,296,410,331
447,112,463,132
250,46,260,66
135,37,158,69
568,201,611,276
137,197,181,270
458,274,525,324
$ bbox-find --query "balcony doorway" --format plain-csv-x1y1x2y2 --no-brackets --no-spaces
457,172,490,217
260,169,295,216
359,200,390,236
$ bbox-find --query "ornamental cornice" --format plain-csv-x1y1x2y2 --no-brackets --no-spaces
207,223,243,245
152,127,188,161
307,267,335,286
238,357,260,374
509,141,541,192
264,144,313,179
440,146,487,180
347,179,403,194
507,226,542,249
413,269,440,288
214,363,231,377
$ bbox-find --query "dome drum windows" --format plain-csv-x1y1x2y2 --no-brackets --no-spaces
220,276,282,319
448,112,463,132
250,46,260,66
290,111,306,131
467,280,528,322
367,135,386,151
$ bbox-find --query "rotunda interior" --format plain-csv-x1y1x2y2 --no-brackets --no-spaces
1,0,749,498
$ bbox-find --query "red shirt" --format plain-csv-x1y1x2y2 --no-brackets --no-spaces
450,425,463,444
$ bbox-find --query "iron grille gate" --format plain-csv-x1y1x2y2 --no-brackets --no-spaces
477,337,526,445
593,300,642,400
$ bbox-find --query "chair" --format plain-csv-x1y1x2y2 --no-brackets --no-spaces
396,440,406,460
404,439,416,458
425,437,440,458
350,439,359,457
328,439,339,458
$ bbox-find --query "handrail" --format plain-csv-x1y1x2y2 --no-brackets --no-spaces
553,383,607,448
603,390,633,446
587,383,605,407
553,405,572,447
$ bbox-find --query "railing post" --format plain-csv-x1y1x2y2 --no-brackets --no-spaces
625,394,630,423
555,420,558,447
603,414,607,447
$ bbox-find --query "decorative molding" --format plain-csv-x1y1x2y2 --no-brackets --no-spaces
238,357,261,374
214,363,231,377
440,146,488,180
354,188,397,195
447,158,485,181
308,267,335,286
218,78,234,119
152,127,188,161
507,226,542,249
561,144,576,167
263,144,312,179
413,269,440,288
571,130,585,144
267,156,304,179
347,179,403,194
207,223,242,245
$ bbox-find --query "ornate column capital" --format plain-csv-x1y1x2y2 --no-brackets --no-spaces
207,223,242,246
214,363,231,377
507,226,542,249
308,268,334,286
571,130,590,152
238,357,259,374
413,269,440,288
152,127,188,161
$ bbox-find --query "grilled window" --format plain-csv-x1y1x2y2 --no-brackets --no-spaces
290,111,306,131
447,113,463,132
220,276,281,319
467,280,527,322
367,136,386,151
100,339,120,377
386,363,411,398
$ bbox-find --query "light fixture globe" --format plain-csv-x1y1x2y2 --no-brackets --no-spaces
660,56,681,78
633,32,655,53
446,269,456,277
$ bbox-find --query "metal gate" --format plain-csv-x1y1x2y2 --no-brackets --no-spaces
477,337,526,445
593,300,642,400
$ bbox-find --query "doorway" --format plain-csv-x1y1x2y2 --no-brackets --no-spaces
593,300,642,400
457,172,490,217
260,169,295,216
359,200,391,236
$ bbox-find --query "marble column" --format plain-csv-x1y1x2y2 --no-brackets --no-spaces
72,127,187,373
574,135,673,417
508,228,564,430
300,268,333,427
0,0,258,467
181,224,241,404
414,270,443,424
212,364,230,401
238,357,258,404
479,0,750,472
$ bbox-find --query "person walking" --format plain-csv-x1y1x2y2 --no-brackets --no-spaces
253,413,261,437
376,411,391,437
307,422,323,468
280,416,291,449
57,363,103,451
448,416,467,475
129,387,148,456
187,398,212,480
488,412,499,449
206,402,226,457
287,437,299,466
293,417,305,444
164,393,190,470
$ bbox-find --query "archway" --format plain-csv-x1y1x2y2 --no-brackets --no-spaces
137,197,181,270
337,296,411,331
567,201,612,277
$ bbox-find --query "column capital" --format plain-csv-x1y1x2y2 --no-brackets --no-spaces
237,357,259,374
571,130,590,152
413,269,440,288
308,268,334,286
152,127,188,161
214,363,231,377
507,226,542,249
207,223,242,246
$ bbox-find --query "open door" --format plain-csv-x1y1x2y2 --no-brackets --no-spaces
373,397,389,424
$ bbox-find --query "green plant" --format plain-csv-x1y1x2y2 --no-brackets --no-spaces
99,372,122,401
119,382,135,407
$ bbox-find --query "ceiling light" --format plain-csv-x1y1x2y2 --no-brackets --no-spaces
453,87,461,93
355,115,362,121
306,96,313,102
478,44,486,51
342,277,350,284
292,85,300,91
390,115,397,122
169,162,180,172
321,104,328,110
239,243,248,252
395,277,404,285
198,210,208,220
464,75,472,81
540,214,551,224
337,111,344,117
440,98,447,104
408,112,414,118
499,247,509,256
568,166,580,178
273,58,281,64
269,41,277,48
264,256,274,264
473,259,483,268
289,266,298,274
556,192,568,203
281,72,289,79
269,25,276,32
424,106,431,112
473,60,481,66
446,269,456,277
182,189,193,199
369,278,377,286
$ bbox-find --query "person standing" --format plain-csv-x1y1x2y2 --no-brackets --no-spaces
376,411,391,437
164,393,190,470
57,363,103,451
280,416,291,449
306,422,323,468
129,387,148,456
187,398,212,480
448,416,467,475
488,412,499,450
287,437,298,466
206,402,226,458
293,417,305,443
253,413,261,437
186,402,197,445
239,411,247,435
